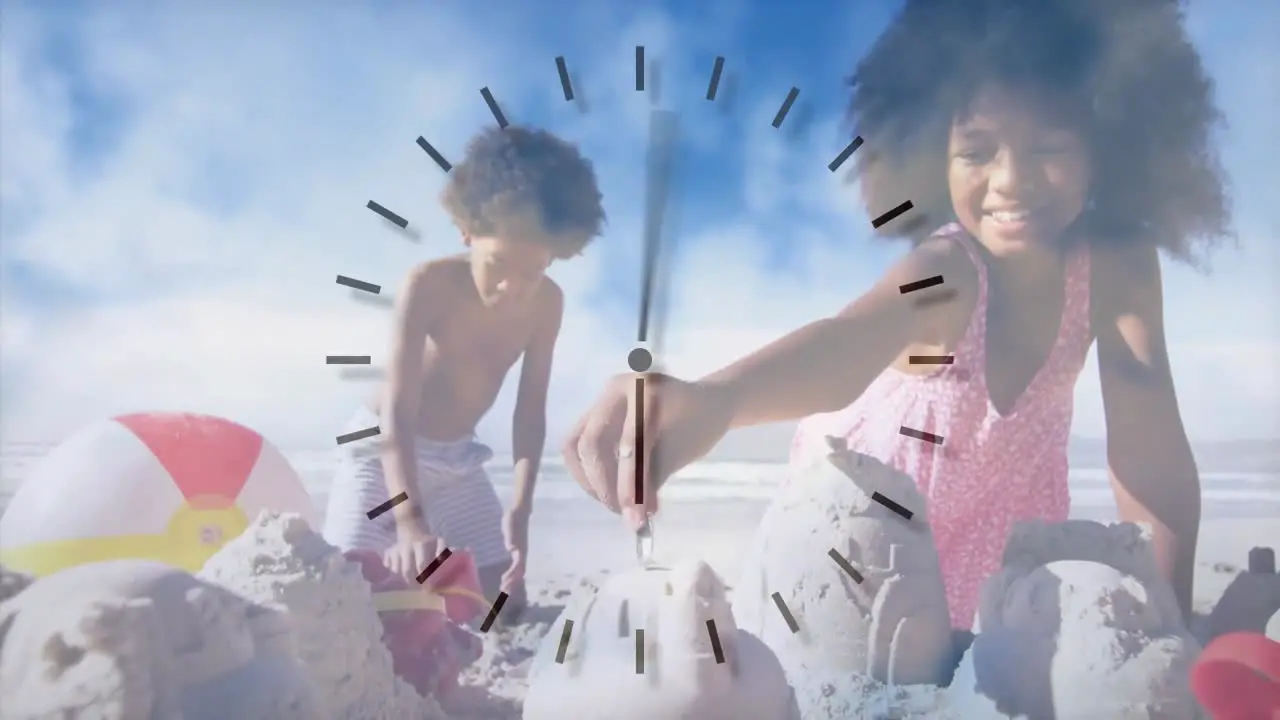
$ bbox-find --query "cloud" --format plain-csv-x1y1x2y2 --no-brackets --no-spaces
2,1,1277,456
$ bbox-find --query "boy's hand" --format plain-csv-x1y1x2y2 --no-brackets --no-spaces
501,505,530,590
384,522,442,585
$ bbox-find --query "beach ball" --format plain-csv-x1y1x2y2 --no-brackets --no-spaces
0,412,318,577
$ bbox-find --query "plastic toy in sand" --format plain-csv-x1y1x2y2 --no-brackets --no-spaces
344,548,487,698
1190,632,1280,720
1202,546,1280,642
0,412,317,576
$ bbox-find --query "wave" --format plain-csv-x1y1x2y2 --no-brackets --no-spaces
2,446,1277,506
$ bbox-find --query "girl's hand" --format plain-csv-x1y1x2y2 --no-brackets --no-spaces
561,373,736,529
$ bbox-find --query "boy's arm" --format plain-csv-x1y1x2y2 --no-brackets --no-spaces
510,282,564,513
1095,243,1200,619
381,263,444,535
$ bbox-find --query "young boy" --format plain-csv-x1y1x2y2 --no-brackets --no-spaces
323,126,605,622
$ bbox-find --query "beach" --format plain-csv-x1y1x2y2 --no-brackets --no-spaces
1,443,1277,718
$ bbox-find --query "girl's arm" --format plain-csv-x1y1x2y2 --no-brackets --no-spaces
702,241,961,428
1095,243,1201,619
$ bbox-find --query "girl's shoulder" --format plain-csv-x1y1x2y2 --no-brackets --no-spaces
916,222,983,292
1088,239,1164,333
892,223,983,339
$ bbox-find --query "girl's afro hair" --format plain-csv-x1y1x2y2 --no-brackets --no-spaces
847,0,1233,266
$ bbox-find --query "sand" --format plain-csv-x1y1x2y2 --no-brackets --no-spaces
197,512,446,720
441,576,595,719
949,521,1203,718
0,507,1272,719
0,559,321,719
524,560,796,720
732,439,954,701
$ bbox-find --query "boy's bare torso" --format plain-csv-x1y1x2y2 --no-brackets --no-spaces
369,255,558,442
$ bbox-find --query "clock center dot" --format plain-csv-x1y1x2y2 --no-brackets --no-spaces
627,347,653,373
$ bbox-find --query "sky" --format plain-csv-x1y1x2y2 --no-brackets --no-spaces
1,0,1277,453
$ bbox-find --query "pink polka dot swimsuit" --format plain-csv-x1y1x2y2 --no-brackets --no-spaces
791,223,1094,629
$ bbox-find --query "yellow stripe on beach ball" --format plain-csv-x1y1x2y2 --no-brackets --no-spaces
0,501,249,577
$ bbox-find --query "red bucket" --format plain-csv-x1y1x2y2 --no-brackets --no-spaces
344,549,487,697
1190,632,1280,720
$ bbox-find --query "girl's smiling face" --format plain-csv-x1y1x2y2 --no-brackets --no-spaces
948,84,1093,257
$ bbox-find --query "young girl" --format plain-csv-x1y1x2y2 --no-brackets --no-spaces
562,0,1232,630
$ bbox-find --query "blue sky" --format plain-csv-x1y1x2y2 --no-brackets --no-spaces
1,0,1277,450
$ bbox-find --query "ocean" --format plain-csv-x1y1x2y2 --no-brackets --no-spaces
2,441,1279,520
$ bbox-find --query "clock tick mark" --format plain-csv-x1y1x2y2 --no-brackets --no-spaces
706,619,726,663
554,56,575,101
635,46,645,91
554,620,575,663
635,629,646,673
871,491,914,521
872,200,915,229
908,355,954,365
326,355,372,365
336,426,380,445
366,491,408,520
772,87,800,128
771,592,800,633
416,136,453,173
366,200,409,229
479,592,509,632
829,548,866,583
335,275,381,294
416,547,453,585
828,135,864,172
480,87,509,128
899,275,945,294
706,56,725,101
899,425,944,445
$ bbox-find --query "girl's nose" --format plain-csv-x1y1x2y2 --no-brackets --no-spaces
989,148,1039,196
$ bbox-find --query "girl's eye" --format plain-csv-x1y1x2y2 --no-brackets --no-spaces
1034,145,1071,155
957,148,992,162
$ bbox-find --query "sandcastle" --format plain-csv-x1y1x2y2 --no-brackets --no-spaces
948,520,1204,719
0,559,321,719
732,436,954,702
523,560,798,720
198,512,447,720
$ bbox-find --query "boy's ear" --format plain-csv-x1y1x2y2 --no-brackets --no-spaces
461,233,473,247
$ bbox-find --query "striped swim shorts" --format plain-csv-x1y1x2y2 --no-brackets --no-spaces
321,406,510,570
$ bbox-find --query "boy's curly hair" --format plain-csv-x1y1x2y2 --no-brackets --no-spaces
440,126,606,259
847,0,1233,266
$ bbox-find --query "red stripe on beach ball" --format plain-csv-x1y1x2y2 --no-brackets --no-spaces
115,413,263,502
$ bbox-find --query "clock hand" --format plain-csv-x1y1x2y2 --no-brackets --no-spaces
629,109,678,551
637,109,679,347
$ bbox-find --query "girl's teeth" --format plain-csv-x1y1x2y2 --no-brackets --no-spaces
992,210,1031,222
